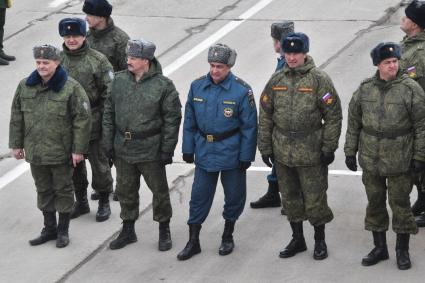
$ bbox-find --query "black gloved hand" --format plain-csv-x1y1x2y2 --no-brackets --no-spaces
183,153,194,164
320,152,335,166
345,155,357,171
161,152,173,166
239,161,251,170
412,159,425,173
261,154,274,168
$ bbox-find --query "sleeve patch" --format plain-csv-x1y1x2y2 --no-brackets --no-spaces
407,66,417,78
322,92,334,105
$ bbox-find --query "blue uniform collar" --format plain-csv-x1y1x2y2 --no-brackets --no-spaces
203,72,233,90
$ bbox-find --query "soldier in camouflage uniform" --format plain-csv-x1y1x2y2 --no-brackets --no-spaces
344,42,425,270
258,32,342,261
251,21,294,213
399,0,425,225
59,18,114,222
83,0,129,72
103,39,182,251
9,45,91,248
0,0,15,65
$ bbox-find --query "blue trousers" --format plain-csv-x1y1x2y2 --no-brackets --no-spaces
188,167,247,224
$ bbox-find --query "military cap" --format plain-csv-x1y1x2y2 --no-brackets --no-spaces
82,0,112,17
281,32,309,53
271,21,295,40
370,42,401,66
126,39,156,60
59,18,87,37
33,44,61,60
405,0,425,29
207,43,237,67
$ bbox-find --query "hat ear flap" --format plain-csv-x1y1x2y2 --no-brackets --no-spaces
227,49,237,67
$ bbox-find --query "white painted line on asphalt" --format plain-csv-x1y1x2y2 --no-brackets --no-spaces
0,162,30,191
248,166,363,176
49,0,69,8
162,0,275,76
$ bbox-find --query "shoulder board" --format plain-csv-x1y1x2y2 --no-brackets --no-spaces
194,75,206,81
234,76,251,90
360,77,374,86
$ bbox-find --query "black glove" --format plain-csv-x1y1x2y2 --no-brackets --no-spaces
239,161,251,170
183,153,194,164
412,159,425,173
261,154,274,168
345,155,357,171
161,152,173,166
105,148,114,167
320,152,335,166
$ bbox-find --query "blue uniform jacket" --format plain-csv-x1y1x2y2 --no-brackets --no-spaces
182,72,258,172
276,56,285,72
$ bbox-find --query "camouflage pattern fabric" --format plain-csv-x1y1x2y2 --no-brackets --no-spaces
30,164,75,213
86,17,129,72
114,157,172,222
275,162,333,225
344,71,425,175
362,170,418,234
258,55,342,167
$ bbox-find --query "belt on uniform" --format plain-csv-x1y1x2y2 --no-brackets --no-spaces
362,127,412,139
199,128,239,142
117,127,162,141
276,124,322,139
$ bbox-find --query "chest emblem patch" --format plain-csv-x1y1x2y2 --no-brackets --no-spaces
224,107,234,118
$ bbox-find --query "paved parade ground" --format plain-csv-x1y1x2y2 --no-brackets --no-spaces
1,0,425,282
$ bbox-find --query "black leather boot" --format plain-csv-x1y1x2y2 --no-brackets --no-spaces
29,212,57,246
70,188,90,219
96,192,111,222
313,224,328,260
158,220,172,251
0,57,8,65
279,222,307,258
361,231,389,266
219,220,235,256
91,190,100,200
0,50,16,61
177,224,202,260
412,189,425,216
56,213,70,248
396,233,411,270
250,181,281,208
109,220,137,250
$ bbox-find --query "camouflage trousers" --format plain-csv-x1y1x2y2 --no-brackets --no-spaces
275,162,333,226
114,157,172,222
30,163,74,213
72,139,113,194
362,171,418,234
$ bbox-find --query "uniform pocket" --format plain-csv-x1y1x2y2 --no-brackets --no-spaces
46,98,68,117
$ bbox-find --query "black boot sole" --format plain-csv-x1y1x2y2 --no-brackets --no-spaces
313,252,328,260
109,238,137,250
29,235,57,246
250,201,281,209
279,246,307,258
177,247,201,260
361,254,389,266
158,240,172,251
96,214,111,222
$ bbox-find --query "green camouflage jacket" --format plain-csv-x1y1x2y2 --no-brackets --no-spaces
87,18,129,72
344,71,425,175
102,58,182,163
61,42,113,141
400,30,425,90
258,56,342,167
9,68,91,165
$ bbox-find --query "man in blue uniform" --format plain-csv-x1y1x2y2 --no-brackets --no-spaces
250,21,294,213
177,43,257,260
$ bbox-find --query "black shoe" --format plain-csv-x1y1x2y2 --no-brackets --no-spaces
177,224,201,260
70,198,90,219
412,190,425,216
56,213,70,248
313,225,328,260
158,221,172,251
91,190,100,200
279,222,307,258
0,57,9,65
361,231,389,266
219,220,235,256
396,234,411,270
110,220,137,250
416,212,425,227
250,181,281,208
96,193,111,222
0,50,15,61
29,212,57,246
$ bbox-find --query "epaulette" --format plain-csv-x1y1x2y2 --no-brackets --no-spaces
194,75,206,81
360,77,374,86
234,76,251,90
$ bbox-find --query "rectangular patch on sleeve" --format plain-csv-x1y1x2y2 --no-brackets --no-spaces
298,87,313,93
322,92,334,105
193,97,204,102
272,86,288,91
407,66,417,78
